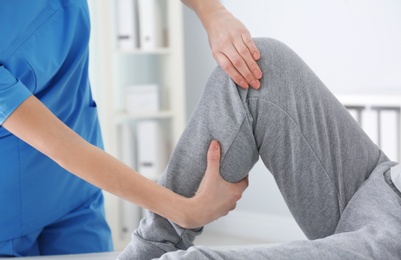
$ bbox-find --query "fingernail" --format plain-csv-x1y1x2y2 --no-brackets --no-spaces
212,141,219,150
253,52,260,60
254,70,262,79
240,81,248,89
251,80,260,89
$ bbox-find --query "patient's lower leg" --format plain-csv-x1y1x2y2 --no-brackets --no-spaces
118,43,260,260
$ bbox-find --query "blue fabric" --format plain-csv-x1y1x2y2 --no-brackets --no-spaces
0,67,32,124
0,0,111,251
0,191,113,256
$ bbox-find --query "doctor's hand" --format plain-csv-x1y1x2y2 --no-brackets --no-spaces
204,8,262,90
183,140,248,229
182,0,262,90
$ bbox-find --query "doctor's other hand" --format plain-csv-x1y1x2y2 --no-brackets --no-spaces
203,7,262,90
183,140,248,229
182,0,261,89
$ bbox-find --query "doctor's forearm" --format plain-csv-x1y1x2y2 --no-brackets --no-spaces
181,0,226,29
59,132,192,227
1,96,192,227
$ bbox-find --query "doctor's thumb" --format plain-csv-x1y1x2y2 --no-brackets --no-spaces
206,140,221,171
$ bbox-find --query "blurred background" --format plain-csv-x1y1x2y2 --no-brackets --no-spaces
88,0,401,251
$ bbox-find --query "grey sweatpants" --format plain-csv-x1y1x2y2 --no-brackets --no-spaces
118,38,401,260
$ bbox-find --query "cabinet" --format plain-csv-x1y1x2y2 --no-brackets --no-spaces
88,0,186,250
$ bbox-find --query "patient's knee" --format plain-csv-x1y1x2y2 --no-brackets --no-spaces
250,38,318,100
204,38,316,103
253,37,305,79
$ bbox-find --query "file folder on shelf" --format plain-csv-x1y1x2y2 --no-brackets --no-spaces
136,120,167,180
137,0,163,49
116,0,139,50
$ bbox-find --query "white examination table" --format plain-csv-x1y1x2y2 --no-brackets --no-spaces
0,252,121,260
1,245,279,259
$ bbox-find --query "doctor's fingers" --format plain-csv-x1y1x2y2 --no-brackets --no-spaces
234,34,262,81
213,41,261,89
229,175,249,204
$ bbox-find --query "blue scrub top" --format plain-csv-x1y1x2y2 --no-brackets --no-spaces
0,0,103,240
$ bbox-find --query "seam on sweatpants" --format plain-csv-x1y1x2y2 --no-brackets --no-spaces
247,96,344,210
218,116,251,182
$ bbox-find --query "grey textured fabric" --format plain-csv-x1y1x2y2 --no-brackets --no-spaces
118,38,401,260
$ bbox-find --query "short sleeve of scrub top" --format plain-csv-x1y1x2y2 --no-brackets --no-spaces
0,67,32,125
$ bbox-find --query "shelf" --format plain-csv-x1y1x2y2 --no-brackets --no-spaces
92,0,186,250
114,110,174,123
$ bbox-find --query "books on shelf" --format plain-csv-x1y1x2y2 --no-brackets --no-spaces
137,0,163,49
118,121,164,239
136,120,167,180
116,0,164,50
116,0,139,49
119,120,167,180
120,198,142,240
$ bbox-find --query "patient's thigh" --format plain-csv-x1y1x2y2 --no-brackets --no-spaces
246,38,383,239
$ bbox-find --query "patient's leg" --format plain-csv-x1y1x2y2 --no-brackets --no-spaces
118,38,387,260
157,164,401,259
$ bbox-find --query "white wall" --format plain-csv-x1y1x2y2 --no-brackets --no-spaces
222,0,401,95
183,0,401,241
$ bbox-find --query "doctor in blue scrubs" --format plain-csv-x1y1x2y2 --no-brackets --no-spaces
0,0,260,256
